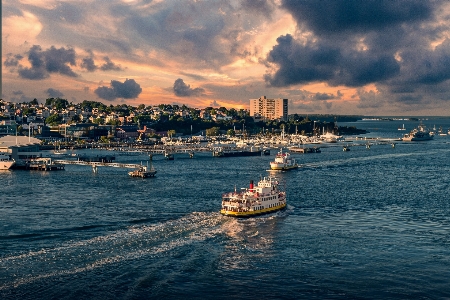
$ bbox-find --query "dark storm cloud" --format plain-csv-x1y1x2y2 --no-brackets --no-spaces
95,86,117,101
81,54,122,72
46,88,64,98
12,90,24,95
265,0,450,106
264,34,400,87
18,45,77,80
81,57,97,72
399,39,450,86
281,0,433,35
100,57,123,71
4,54,23,67
173,78,205,97
94,79,142,101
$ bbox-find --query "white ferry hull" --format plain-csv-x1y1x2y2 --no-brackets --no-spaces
270,163,298,170
402,136,433,141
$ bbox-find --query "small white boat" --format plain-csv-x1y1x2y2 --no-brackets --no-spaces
128,165,156,178
270,148,298,170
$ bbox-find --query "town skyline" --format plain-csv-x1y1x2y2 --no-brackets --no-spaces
3,1,450,116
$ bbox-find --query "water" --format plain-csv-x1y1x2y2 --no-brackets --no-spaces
2,120,450,299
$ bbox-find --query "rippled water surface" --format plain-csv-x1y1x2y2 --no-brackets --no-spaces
1,120,450,299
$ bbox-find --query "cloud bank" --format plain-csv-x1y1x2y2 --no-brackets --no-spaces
95,79,142,101
173,79,205,97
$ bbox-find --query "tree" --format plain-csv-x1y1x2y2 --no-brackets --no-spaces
46,114,63,125
71,115,81,123
227,128,235,136
93,117,105,125
167,129,176,138
106,119,121,126
206,127,220,136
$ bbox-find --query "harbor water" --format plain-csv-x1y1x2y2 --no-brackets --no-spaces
1,119,450,299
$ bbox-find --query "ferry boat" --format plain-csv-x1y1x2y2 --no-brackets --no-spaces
270,149,298,170
0,154,15,170
220,176,286,217
402,124,434,141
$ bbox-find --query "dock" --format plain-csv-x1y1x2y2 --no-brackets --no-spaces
53,159,154,174
25,158,65,171
289,146,321,153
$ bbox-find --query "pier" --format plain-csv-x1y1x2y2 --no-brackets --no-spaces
25,158,65,171
54,159,149,173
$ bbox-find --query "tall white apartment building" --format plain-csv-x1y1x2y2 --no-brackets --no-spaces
249,96,288,121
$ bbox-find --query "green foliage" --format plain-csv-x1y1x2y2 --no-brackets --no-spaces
93,117,105,125
45,114,63,125
80,100,107,111
134,115,152,124
226,129,235,136
45,98,69,110
71,115,81,123
206,127,220,136
106,119,121,126
167,129,176,137
22,107,35,116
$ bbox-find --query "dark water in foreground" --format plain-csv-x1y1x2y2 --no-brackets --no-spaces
1,119,450,299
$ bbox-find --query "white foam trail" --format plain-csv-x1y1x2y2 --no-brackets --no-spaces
0,212,230,290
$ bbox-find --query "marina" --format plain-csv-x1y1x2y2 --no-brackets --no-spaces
2,119,450,299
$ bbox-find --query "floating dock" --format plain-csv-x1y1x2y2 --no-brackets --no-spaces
25,158,65,171
289,147,321,154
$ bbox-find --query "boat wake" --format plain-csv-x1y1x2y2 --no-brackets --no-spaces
301,148,450,169
0,211,287,291
0,212,223,290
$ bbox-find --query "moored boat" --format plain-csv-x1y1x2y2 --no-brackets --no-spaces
0,154,15,170
402,124,434,141
128,165,156,178
220,176,286,217
212,146,261,157
270,148,298,170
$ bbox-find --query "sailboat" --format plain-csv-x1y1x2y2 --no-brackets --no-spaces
398,124,406,131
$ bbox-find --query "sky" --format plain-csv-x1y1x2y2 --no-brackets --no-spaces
3,0,450,116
